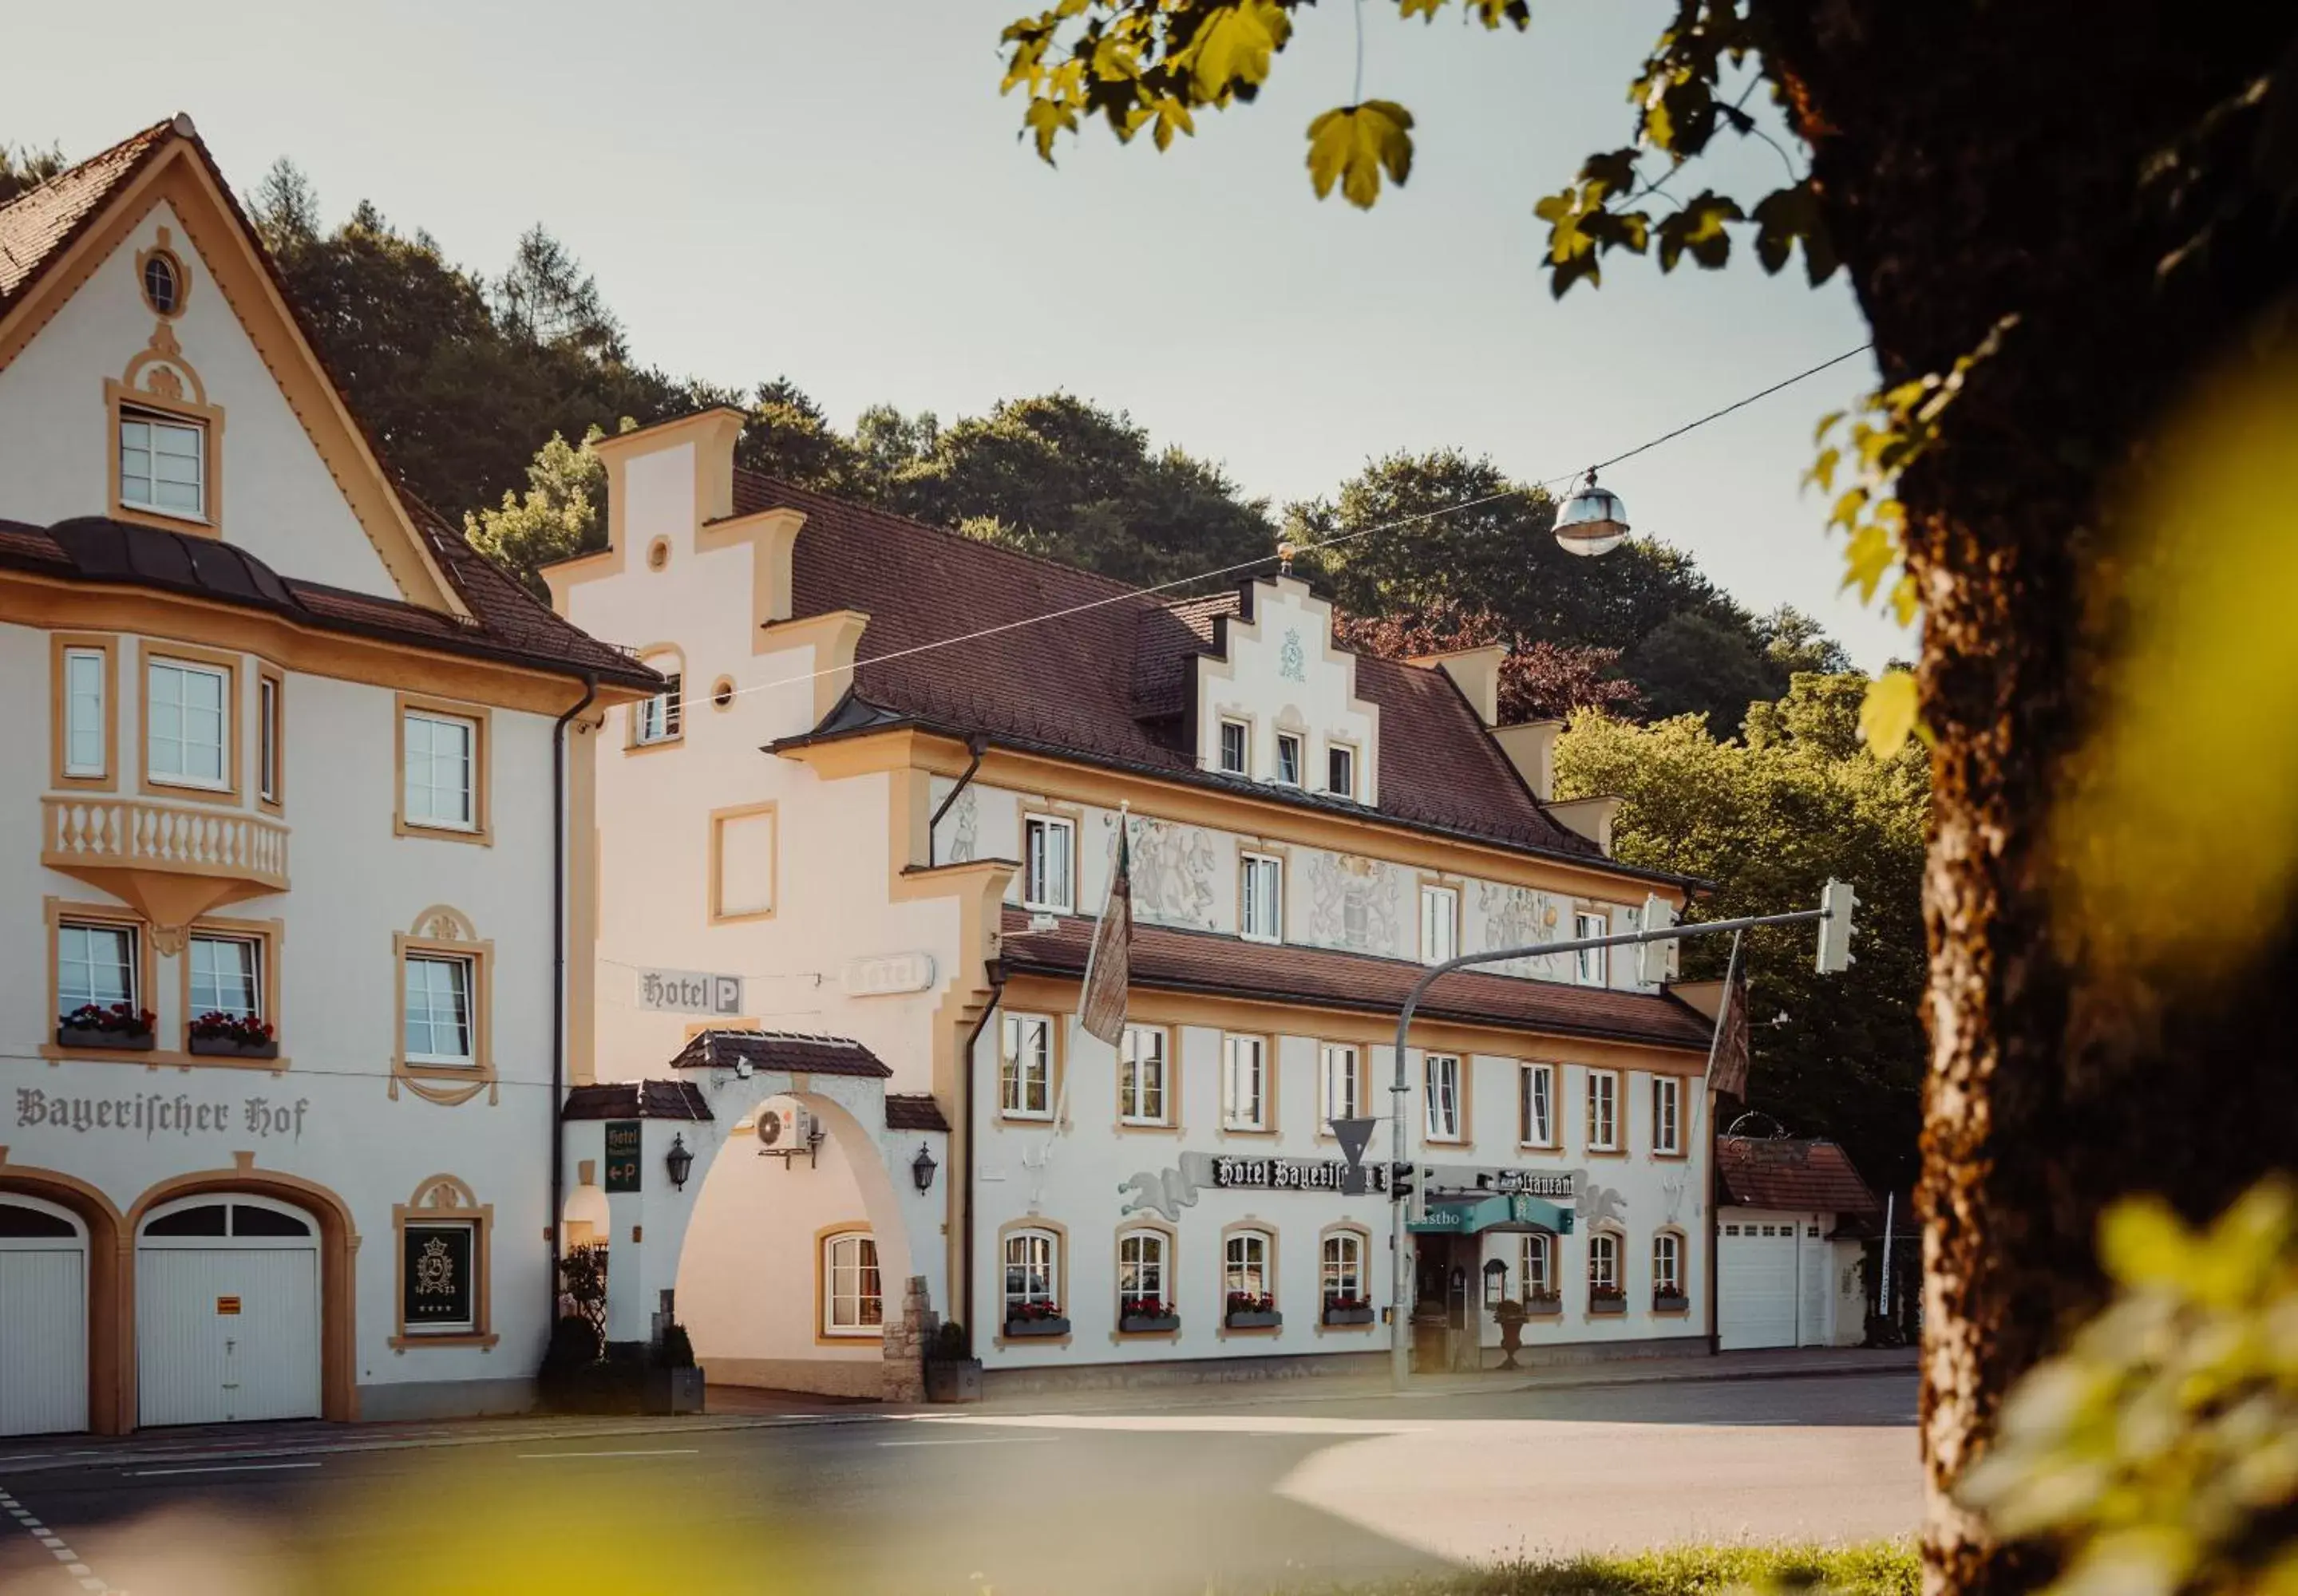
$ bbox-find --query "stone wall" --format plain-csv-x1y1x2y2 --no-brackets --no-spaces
881,1275,934,1402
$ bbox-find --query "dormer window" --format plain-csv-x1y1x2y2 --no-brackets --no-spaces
1327,743,1356,799
119,409,206,521
1275,733,1303,787
635,674,682,745
1218,718,1249,776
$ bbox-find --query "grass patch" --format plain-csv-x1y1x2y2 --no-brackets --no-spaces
1303,1541,1920,1596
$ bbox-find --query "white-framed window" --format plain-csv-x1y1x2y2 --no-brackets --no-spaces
1322,1231,1365,1306
1327,743,1356,799
1119,1025,1168,1124
63,646,108,778
635,674,682,745
57,921,136,1013
1576,910,1609,984
1022,814,1075,914
403,953,475,1065
821,1231,884,1335
1003,1229,1060,1317
1587,1069,1620,1151
1521,1233,1555,1300
1222,1033,1268,1131
1588,1230,1621,1295
1419,884,1459,966
1651,1075,1683,1154
1520,1062,1556,1148
188,933,259,1020
1217,717,1249,775
1423,1053,1462,1141
1117,1229,1169,1317
1319,1043,1360,1130
999,1013,1054,1119
1274,732,1303,786
257,674,280,804
146,658,229,789
1653,1231,1683,1298
1224,1229,1273,1306
119,409,205,519
404,709,477,830
1240,851,1283,942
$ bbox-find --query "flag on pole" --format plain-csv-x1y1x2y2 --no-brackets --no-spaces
1079,808,1133,1045
1707,930,1752,1100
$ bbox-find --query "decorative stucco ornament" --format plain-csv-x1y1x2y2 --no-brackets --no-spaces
1280,628,1306,682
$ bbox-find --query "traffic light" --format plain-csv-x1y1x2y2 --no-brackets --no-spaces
1816,878,1859,974
1638,892,1678,985
1389,1162,1415,1205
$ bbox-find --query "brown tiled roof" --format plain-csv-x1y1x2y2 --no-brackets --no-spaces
1717,1136,1880,1216
0,118,172,303
667,1029,894,1078
995,906,1715,1053
0,516,660,693
562,1080,713,1121
884,1093,951,1132
735,472,1668,875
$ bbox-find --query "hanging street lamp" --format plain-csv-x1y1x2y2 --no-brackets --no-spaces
1553,468,1630,557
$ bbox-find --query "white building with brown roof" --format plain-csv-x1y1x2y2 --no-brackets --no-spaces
0,117,656,1436
553,410,1731,1396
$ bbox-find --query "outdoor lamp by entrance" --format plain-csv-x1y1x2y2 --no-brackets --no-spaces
665,1132,695,1191
1554,469,1630,557
1483,1258,1509,1306
912,1142,939,1194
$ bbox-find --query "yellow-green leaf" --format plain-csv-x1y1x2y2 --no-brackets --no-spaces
1307,100,1416,208
1188,0,1288,97
1859,669,1919,756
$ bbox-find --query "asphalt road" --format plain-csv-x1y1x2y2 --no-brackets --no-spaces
0,1373,1918,1596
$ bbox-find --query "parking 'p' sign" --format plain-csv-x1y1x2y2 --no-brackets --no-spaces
604,1120,643,1193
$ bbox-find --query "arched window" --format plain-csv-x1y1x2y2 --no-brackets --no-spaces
1321,1231,1364,1306
1117,1228,1169,1319
821,1231,883,1337
1588,1229,1624,1310
1224,1227,1275,1314
1520,1232,1556,1306
1003,1227,1062,1324
1652,1231,1686,1302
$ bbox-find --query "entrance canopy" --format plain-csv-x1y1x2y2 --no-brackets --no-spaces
1409,1194,1575,1236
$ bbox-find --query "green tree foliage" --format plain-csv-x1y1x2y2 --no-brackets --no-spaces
0,140,67,204
1556,674,1928,1191
463,423,623,582
1334,605,1645,721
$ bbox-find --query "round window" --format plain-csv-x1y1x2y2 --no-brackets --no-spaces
712,676,736,709
141,251,185,317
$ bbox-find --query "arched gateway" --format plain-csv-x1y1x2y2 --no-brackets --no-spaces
560,1030,950,1400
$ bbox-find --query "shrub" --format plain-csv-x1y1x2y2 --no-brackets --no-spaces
656,1321,695,1370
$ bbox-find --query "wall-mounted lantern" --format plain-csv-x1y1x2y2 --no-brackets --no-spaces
912,1142,939,1195
665,1132,695,1191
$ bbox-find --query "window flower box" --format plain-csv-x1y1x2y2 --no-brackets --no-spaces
1523,1292,1564,1316
1224,1293,1280,1330
1321,1297,1376,1327
1588,1287,1628,1315
57,1003,156,1051
1652,1291,1691,1313
1003,1304,1070,1338
1118,1298,1180,1333
187,1011,277,1060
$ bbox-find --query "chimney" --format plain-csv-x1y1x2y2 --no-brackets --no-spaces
1492,719,1564,802
1408,644,1506,727
1548,795,1622,855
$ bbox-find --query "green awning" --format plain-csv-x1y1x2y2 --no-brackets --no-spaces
1408,1194,1575,1236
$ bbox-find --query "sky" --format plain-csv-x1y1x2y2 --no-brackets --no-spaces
6,0,1905,670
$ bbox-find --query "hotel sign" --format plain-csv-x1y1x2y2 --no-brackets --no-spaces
1211,1156,1392,1195
635,967,744,1016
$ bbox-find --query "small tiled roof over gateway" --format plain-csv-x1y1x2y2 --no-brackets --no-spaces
997,907,1715,1053
667,1029,894,1078
884,1094,951,1132
561,1080,712,1121
1717,1136,1881,1217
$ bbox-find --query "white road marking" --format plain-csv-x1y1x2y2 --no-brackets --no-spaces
516,1448,701,1460
127,1461,323,1478
0,1478,112,1594
878,1436,1065,1448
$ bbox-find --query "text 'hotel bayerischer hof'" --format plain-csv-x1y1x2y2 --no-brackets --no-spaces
1,115,1749,1436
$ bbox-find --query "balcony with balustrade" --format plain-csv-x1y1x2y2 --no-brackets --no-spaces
41,793,290,944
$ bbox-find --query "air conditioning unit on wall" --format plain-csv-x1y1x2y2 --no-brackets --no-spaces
757,1103,824,1169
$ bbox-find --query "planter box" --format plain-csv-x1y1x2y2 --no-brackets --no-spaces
1118,1313,1181,1334
189,1036,279,1061
1224,1310,1283,1330
1003,1316,1070,1338
642,1365,706,1415
1588,1295,1628,1316
56,1025,154,1052
925,1358,983,1403
1523,1294,1564,1316
1321,1306,1376,1326
1652,1292,1691,1313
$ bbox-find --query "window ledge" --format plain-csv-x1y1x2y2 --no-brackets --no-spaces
390,1332,500,1352
39,1043,293,1073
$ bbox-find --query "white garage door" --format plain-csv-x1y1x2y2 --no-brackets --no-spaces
1718,1215,1801,1350
1,1196,89,1436
137,1196,321,1427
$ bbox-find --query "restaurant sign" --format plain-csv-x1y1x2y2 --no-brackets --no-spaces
1410,1193,1576,1236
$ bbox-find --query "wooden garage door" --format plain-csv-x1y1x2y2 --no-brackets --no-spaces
1718,1217,1799,1350
0,1197,89,1436
136,1197,321,1427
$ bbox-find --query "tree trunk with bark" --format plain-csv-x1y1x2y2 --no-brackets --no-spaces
1748,6,2298,1595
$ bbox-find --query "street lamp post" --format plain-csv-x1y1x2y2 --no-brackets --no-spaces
1386,886,1854,1391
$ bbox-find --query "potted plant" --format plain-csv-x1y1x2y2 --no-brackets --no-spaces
188,1010,279,1060
1589,1283,1628,1315
1118,1295,1181,1333
1652,1290,1691,1313
643,1321,706,1415
1224,1291,1281,1330
1493,1297,1530,1366
1003,1300,1070,1338
1321,1294,1376,1327
924,1321,983,1403
56,1001,156,1051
